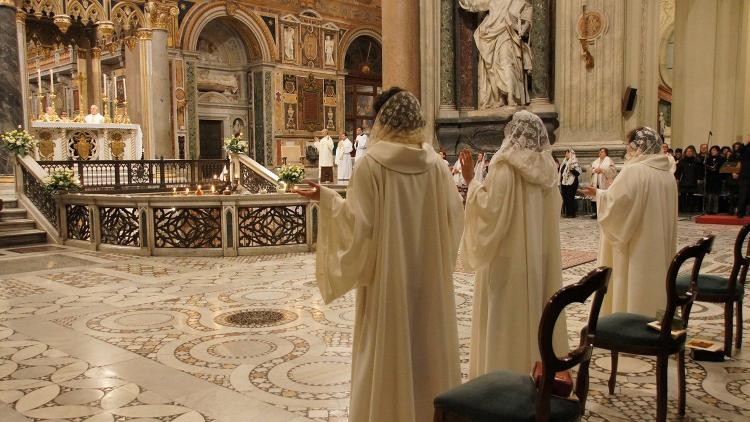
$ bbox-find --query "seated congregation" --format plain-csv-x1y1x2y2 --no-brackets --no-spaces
296,87,746,422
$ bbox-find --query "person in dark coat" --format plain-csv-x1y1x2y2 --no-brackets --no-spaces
736,142,750,218
675,145,703,213
704,145,725,214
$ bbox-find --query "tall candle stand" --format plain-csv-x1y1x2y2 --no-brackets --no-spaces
114,101,131,124
36,92,45,120
73,92,86,123
102,95,112,123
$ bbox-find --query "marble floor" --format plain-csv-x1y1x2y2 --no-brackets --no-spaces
0,219,747,421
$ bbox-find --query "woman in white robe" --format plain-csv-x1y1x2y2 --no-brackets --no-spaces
295,88,463,422
582,127,678,316
590,148,617,218
461,110,568,377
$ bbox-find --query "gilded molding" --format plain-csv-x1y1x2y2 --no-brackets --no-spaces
145,1,179,31
137,28,153,41
91,47,102,59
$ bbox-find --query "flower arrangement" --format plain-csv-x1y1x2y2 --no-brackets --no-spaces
1,126,37,156
277,164,305,185
43,168,82,193
224,136,248,154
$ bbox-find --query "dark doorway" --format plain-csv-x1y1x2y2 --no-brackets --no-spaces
199,120,223,159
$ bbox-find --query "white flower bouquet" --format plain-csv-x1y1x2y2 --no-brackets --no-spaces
277,164,305,184
43,168,82,193
224,136,248,154
1,126,37,156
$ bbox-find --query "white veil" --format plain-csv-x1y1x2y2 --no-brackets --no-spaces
490,110,551,165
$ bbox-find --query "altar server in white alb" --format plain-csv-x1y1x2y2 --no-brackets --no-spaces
84,105,106,124
335,131,353,183
314,129,335,183
295,88,463,422
354,126,368,161
461,110,568,376
582,127,677,316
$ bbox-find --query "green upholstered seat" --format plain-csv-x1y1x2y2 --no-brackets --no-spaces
675,273,745,297
596,313,685,349
433,371,581,422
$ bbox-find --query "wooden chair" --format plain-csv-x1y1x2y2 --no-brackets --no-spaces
590,236,714,422
433,267,612,422
676,223,749,357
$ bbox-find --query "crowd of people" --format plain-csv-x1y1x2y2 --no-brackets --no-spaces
294,86,683,422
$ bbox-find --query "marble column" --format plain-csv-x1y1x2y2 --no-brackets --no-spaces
382,0,421,96
529,0,554,111
251,66,273,165
149,28,173,158
16,9,29,130
0,0,21,174
90,48,103,110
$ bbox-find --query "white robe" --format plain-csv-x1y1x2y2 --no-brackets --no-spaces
463,149,568,377
354,134,368,161
596,154,678,316
84,113,105,124
316,141,463,422
335,138,353,182
315,136,335,169
590,156,617,190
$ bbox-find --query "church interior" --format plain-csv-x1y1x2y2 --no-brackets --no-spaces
0,1,749,421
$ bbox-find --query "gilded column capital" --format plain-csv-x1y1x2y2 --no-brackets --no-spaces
145,1,179,31
15,9,25,23
91,47,102,59
137,28,153,41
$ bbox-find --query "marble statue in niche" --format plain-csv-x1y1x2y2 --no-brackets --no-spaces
197,69,239,95
459,0,533,108
284,26,296,60
324,35,335,65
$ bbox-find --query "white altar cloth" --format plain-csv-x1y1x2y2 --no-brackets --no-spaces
30,122,143,161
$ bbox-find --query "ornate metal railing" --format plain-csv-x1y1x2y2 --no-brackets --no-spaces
20,164,59,230
229,153,280,194
37,158,229,193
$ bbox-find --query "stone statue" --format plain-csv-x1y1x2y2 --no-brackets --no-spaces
284,26,296,60
324,35,335,65
459,0,533,108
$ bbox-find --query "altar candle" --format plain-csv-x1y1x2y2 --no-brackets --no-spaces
172,187,177,195
103,74,107,97
49,69,54,92
211,185,215,194
122,78,127,101
185,187,190,195
37,68,42,91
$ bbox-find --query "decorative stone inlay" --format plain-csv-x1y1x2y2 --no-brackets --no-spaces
440,0,455,106
214,309,297,328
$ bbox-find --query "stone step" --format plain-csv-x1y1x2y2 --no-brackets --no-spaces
0,207,27,220
1,199,18,209
0,219,36,232
0,229,47,247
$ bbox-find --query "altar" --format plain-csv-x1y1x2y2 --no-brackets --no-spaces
30,122,143,161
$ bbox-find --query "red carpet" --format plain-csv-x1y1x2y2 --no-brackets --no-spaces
695,214,750,225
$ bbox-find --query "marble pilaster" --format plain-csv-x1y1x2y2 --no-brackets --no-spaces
382,0,421,96
252,68,273,165
16,9,28,130
454,4,477,110
149,28,173,158
0,2,21,174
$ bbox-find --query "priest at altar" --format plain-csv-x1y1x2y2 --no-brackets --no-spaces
85,105,106,124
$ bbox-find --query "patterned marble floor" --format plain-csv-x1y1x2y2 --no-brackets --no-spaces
0,218,747,421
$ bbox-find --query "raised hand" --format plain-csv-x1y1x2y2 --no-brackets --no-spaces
294,180,321,201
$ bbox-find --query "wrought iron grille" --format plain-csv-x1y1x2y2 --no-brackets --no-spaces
239,162,277,194
66,204,91,241
153,208,222,248
37,159,228,193
21,166,58,229
100,207,140,247
238,205,306,247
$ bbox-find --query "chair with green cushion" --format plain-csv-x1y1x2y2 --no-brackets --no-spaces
676,223,749,357
590,236,714,422
433,267,612,422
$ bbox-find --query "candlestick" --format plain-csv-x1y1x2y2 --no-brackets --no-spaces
184,187,190,195
172,187,177,195
210,185,216,194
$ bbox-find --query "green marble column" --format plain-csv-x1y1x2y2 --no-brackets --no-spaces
0,1,22,174
530,0,552,101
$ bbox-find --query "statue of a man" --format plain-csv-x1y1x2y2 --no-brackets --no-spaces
459,0,533,108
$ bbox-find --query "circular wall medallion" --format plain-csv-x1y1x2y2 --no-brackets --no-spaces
214,309,297,328
577,10,607,41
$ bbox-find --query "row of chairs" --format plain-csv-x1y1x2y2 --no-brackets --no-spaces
435,226,746,421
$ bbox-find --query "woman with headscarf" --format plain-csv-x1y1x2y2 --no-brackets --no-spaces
559,148,582,217
295,87,463,422
582,127,677,316
473,151,489,183
460,110,568,376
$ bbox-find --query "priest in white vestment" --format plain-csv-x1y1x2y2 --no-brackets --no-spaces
461,110,568,377
582,127,677,316
295,88,463,422
314,130,335,183
335,132,353,183
84,105,106,124
354,127,368,161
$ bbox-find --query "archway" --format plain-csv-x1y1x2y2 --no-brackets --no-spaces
344,35,382,136
195,17,260,159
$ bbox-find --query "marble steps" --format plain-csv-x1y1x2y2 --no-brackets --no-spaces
0,203,48,247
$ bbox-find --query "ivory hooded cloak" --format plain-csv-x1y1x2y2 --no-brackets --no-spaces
316,138,463,421
596,153,678,316
463,111,568,377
